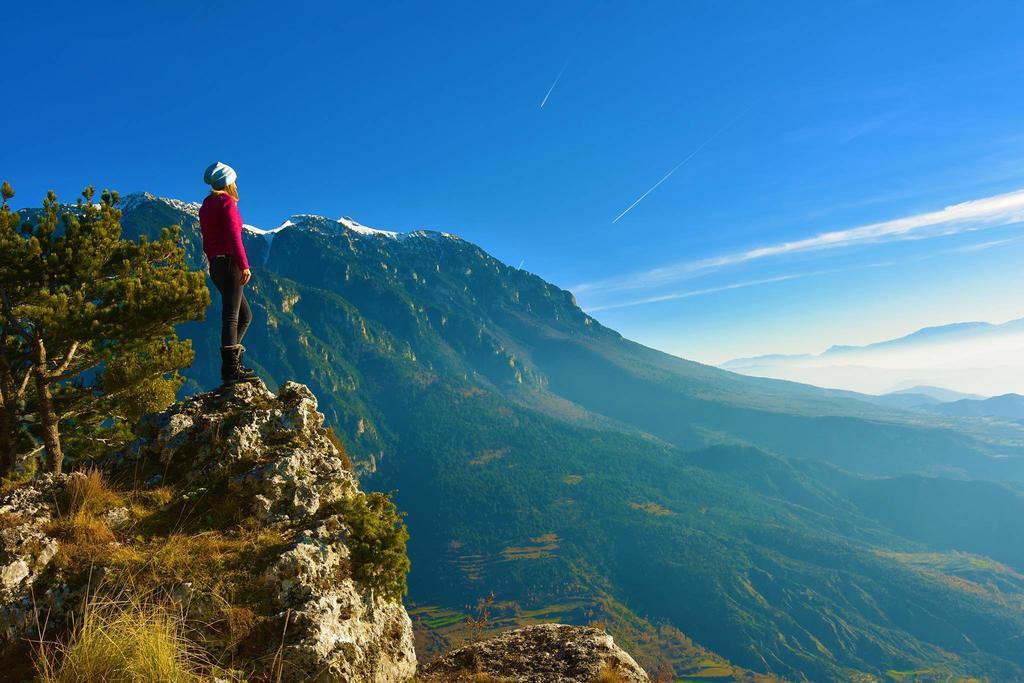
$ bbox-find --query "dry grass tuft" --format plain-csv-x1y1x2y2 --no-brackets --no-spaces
64,468,122,518
24,465,329,681
595,663,627,683
137,484,176,509
0,510,26,529
325,427,354,471
47,468,124,563
48,515,117,547
34,592,207,683
142,531,282,584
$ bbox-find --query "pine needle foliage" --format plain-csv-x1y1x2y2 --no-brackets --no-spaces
0,182,209,473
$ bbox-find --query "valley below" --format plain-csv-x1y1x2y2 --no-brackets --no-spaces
118,193,1024,681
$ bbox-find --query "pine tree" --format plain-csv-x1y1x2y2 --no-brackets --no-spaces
0,181,35,473
0,183,209,473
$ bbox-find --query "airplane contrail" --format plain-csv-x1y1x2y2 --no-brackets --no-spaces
540,62,568,109
611,109,749,224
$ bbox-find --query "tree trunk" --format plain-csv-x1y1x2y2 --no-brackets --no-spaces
0,365,17,476
31,338,62,474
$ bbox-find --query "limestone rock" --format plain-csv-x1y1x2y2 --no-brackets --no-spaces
420,624,650,682
0,476,62,602
121,379,417,682
0,474,66,643
0,380,417,682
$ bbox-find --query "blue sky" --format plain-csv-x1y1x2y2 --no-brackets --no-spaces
6,0,1024,363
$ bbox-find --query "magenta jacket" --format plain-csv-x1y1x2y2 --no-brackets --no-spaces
199,193,250,270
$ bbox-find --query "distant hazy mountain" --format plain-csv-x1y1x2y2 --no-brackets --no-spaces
926,394,1024,420
721,320,1024,395
865,391,945,410
887,385,985,402
89,193,1024,681
864,386,987,411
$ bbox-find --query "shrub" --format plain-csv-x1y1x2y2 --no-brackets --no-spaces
466,592,496,643
332,492,410,601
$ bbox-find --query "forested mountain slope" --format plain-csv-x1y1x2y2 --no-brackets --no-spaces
108,193,1024,681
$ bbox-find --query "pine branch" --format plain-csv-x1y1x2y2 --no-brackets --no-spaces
16,371,31,400
46,341,80,380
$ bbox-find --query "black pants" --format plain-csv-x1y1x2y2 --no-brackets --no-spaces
210,255,251,347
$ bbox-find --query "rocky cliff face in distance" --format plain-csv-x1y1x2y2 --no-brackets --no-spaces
0,380,650,682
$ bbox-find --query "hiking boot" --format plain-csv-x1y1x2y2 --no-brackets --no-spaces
220,345,258,385
237,344,255,374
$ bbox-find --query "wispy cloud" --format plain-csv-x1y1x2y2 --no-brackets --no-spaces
577,187,1024,297
945,235,1024,253
540,62,568,109
583,237,1005,313
586,271,833,312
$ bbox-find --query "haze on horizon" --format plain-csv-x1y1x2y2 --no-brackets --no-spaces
6,0,1024,369
718,317,1024,397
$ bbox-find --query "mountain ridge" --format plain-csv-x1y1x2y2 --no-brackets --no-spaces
78,191,1024,680
887,384,984,401
118,191,460,244
926,393,1024,420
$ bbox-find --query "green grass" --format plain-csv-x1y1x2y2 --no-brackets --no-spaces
409,605,468,629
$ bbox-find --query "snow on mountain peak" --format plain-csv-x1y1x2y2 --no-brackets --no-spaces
119,192,201,217
244,219,294,236
119,193,462,245
336,216,399,238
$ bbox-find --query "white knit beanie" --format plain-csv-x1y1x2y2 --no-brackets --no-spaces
204,161,237,189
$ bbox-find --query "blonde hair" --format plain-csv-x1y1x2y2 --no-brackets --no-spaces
211,183,239,201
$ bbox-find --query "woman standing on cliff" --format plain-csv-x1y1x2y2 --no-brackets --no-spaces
199,161,258,385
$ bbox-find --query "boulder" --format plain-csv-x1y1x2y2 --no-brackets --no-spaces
420,623,650,682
